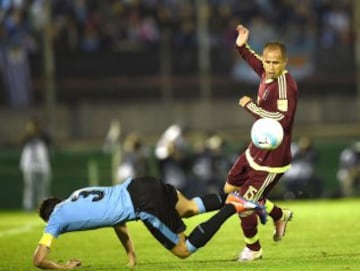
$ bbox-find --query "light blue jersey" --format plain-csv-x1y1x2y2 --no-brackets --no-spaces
45,178,136,238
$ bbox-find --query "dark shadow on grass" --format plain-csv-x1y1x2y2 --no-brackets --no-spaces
135,257,245,266
76,257,262,270
79,259,238,269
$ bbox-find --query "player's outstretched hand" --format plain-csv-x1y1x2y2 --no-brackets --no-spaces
236,25,249,47
66,259,81,269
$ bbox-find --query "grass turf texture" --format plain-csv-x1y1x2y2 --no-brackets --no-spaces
0,199,359,271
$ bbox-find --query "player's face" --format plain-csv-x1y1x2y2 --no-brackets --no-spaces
262,48,287,80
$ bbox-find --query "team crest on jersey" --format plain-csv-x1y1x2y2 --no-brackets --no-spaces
277,99,288,112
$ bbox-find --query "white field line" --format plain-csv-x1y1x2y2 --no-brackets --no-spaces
0,222,43,238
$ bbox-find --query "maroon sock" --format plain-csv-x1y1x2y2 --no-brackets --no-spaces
269,205,283,221
247,242,260,251
240,212,261,251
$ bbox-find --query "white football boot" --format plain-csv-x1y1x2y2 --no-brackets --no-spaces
238,247,263,261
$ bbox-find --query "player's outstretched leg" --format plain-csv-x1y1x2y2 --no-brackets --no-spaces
184,196,262,255
176,191,227,218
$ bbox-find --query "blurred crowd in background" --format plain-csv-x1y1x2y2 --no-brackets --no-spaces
0,0,355,107
0,0,353,53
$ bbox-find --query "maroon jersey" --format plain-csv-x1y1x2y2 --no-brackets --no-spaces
236,43,298,172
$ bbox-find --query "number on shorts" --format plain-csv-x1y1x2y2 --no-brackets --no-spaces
243,186,258,201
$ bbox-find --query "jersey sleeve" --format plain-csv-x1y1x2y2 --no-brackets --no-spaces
243,100,285,121
236,43,264,77
38,213,62,248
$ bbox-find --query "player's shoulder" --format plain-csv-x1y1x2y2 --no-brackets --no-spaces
283,70,295,81
281,71,298,90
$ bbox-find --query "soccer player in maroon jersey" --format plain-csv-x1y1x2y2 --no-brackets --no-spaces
223,24,298,261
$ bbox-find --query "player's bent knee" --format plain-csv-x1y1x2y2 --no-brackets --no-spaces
223,183,238,194
171,242,191,259
176,192,199,218
174,252,191,259
185,201,199,216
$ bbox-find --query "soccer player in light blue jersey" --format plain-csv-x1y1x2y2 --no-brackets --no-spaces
33,176,265,269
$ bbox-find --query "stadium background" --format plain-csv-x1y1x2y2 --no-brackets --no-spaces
0,0,359,208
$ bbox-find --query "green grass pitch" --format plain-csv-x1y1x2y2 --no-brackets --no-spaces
0,199,359,271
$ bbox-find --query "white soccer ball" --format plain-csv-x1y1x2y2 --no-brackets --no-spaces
250,118,284,150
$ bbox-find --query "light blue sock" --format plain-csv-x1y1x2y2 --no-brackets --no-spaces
193,197,206,213
185,239,198,253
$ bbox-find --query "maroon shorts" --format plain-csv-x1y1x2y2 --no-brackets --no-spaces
227,153,283,201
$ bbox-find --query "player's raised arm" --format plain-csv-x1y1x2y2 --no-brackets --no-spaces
235,25,249,47
235,24,264,76
33,244,81,269
114,223,137,268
